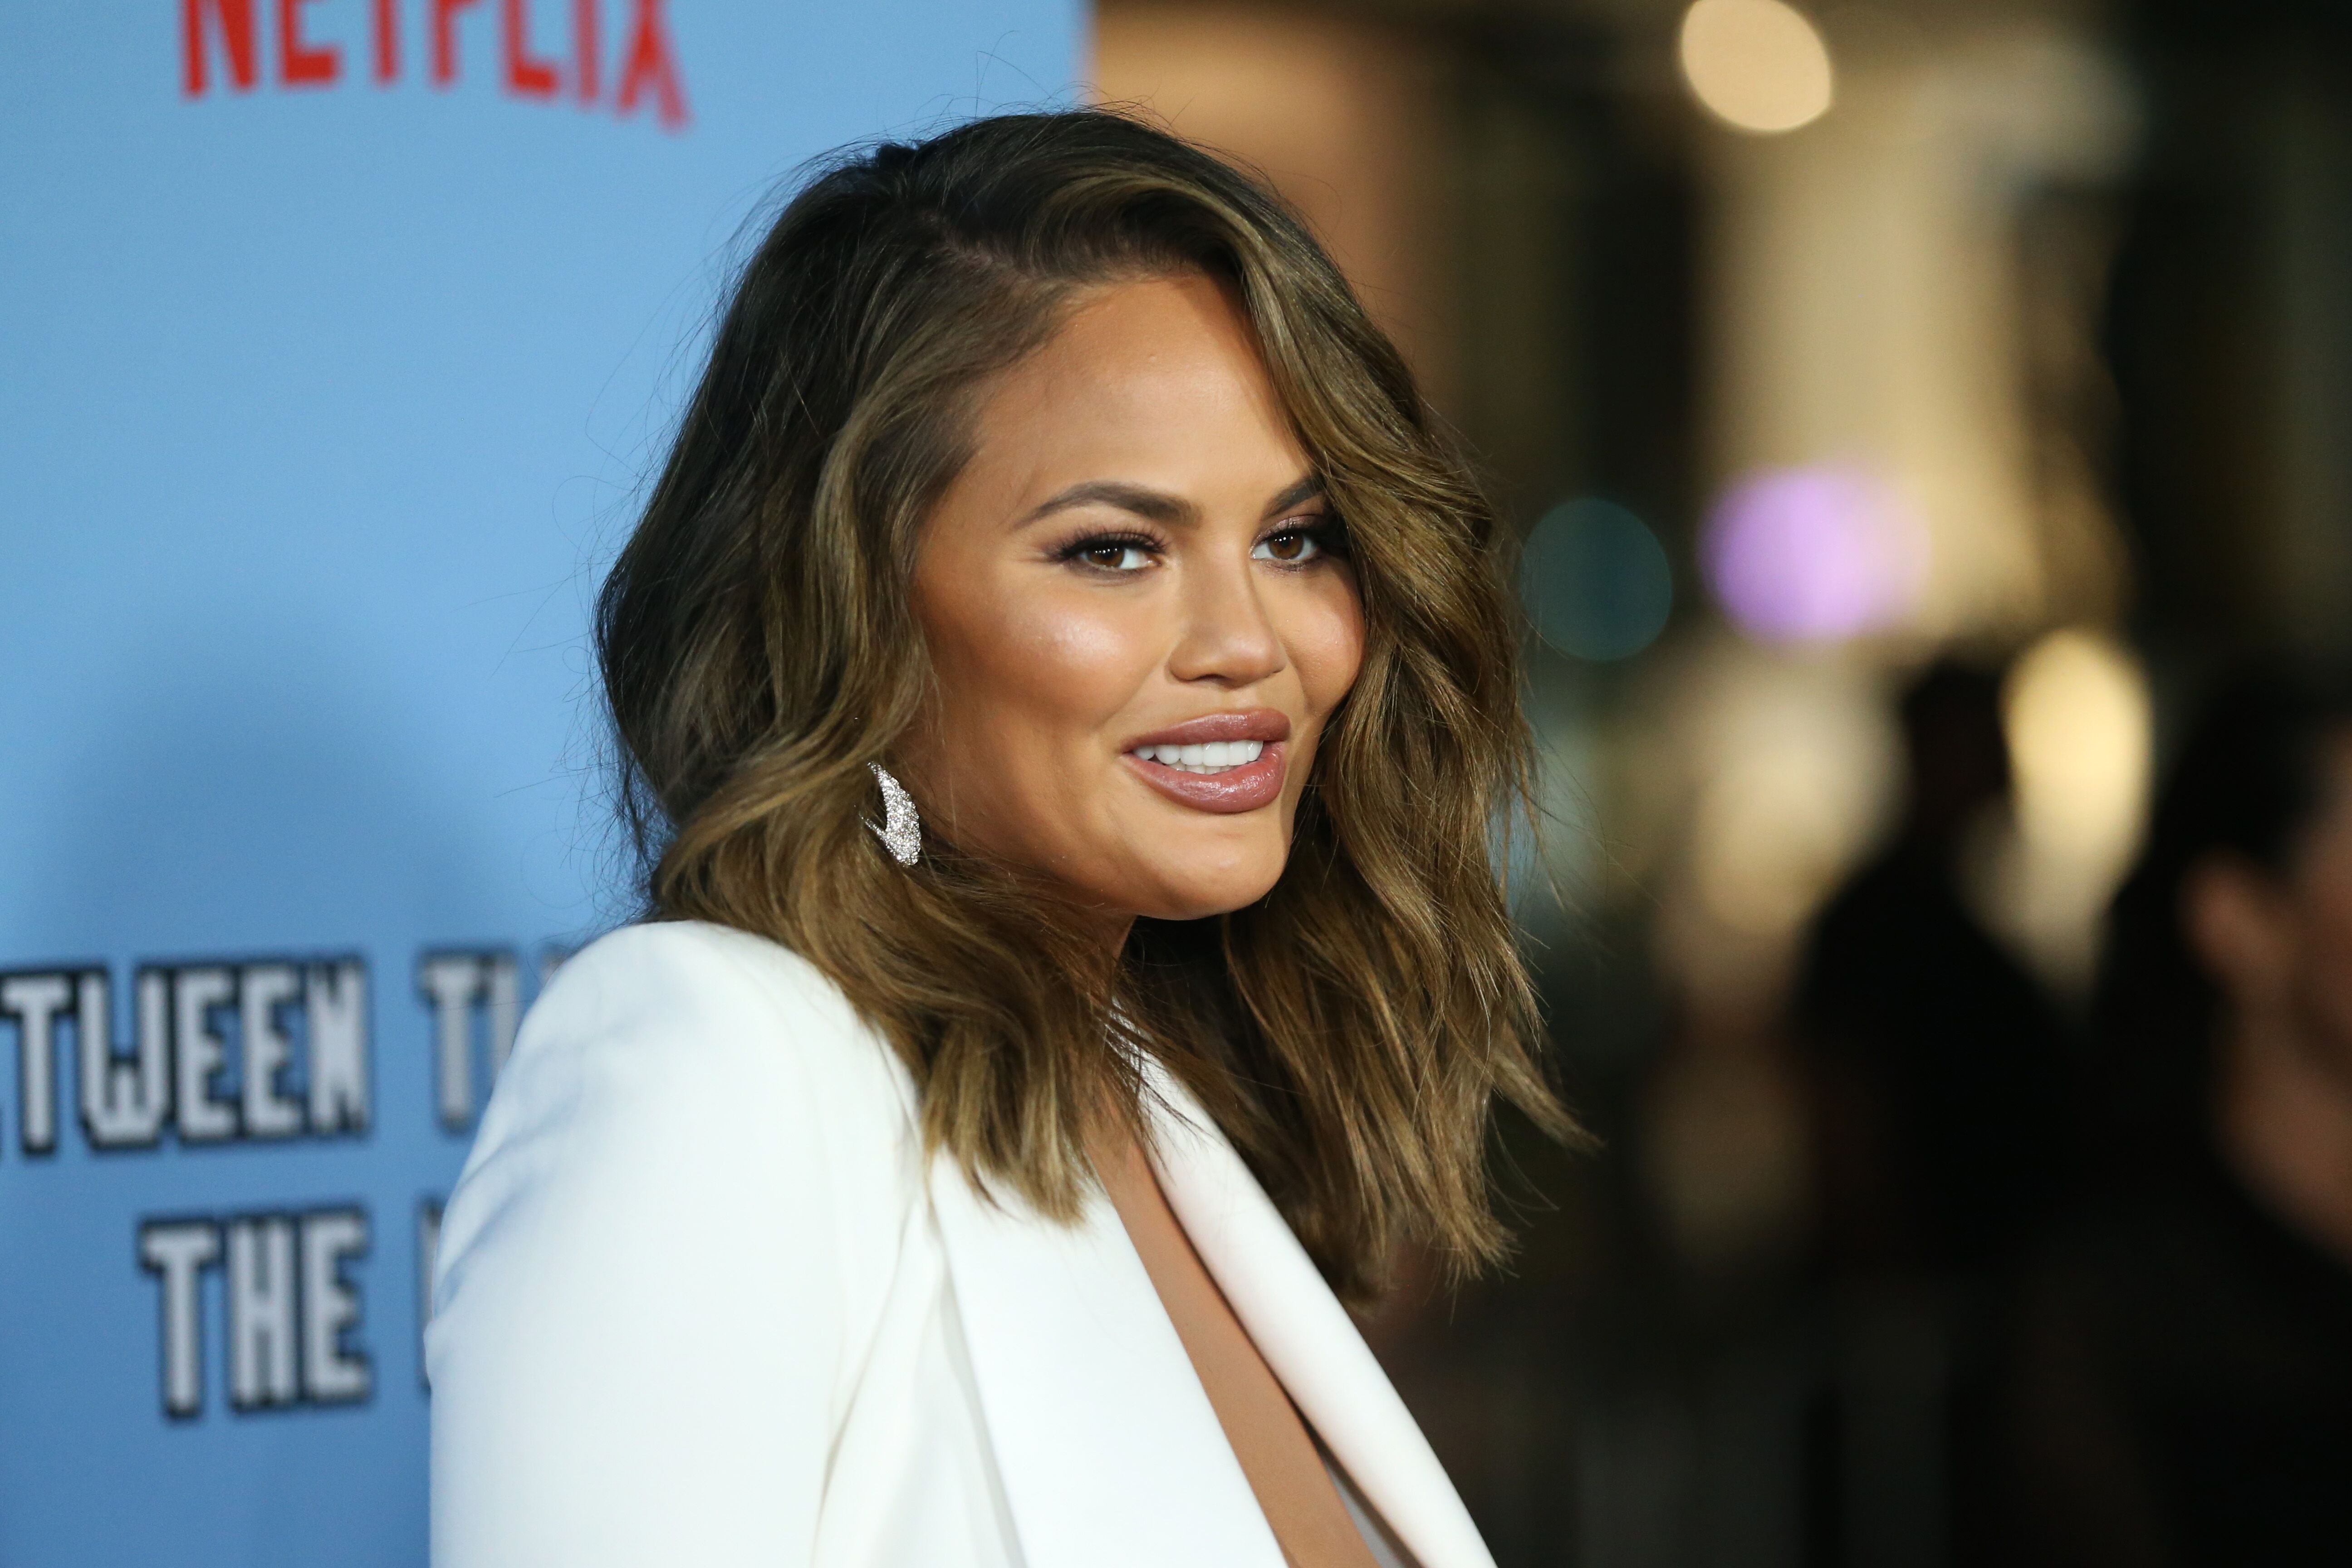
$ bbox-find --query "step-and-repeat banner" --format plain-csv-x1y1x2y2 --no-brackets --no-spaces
0,5,1075,1562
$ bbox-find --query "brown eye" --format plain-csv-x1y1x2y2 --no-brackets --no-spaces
1065,538,1153,572
1253,529,1320,564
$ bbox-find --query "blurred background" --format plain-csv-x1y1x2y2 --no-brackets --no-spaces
9,0,2352,1563
1091,0,2352,1563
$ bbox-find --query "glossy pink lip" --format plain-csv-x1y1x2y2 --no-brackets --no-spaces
1121,708,1293,814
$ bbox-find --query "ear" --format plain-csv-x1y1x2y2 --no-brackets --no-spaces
2182,853,2297,1009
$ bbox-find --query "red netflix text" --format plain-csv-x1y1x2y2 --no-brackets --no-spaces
181,0,687,130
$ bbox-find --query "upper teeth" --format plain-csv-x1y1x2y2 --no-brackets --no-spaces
1135,739,1265,773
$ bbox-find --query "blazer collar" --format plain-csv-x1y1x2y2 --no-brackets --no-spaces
924,1145,1288,1568
923,1068,1494,1568
1143,1068,1498,1568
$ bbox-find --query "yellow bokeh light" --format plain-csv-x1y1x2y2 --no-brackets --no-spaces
2004,629,2150,857
1994,629,2152,986
1678,0,1834,135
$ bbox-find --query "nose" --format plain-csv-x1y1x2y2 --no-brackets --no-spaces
1166,550,1288,689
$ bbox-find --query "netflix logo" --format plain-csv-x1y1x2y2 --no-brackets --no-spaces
181,0,687,130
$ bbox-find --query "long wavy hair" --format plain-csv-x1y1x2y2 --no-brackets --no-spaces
596,109,1568,1296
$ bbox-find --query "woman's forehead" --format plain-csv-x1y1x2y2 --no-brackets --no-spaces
960,276,1308,508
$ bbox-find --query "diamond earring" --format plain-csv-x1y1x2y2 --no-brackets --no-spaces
867,763,921,866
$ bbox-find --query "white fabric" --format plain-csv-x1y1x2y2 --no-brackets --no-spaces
1147,1068,1496,1568
428,920,1494,1568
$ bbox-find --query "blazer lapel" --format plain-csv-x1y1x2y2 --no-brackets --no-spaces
925,1151,1288,1568
1144,1069,1499,1568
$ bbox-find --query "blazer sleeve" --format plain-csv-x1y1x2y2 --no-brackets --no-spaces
428,922,883,1568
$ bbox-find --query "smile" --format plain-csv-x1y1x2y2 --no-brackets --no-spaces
1119,709,1293,815
1128,740,1265,774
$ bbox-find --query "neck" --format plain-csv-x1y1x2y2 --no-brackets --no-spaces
1063,902,1136,974
1102,912,1137,959
2217,1010,2352,1267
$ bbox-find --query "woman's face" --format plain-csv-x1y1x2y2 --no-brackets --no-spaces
902,272,1363,925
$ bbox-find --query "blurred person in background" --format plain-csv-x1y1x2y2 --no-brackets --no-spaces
1993,665,2352,1566
1794,660,2073,1282
1791,661,2076,1563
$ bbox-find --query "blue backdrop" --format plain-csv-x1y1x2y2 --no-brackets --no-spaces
0,4,1078,1562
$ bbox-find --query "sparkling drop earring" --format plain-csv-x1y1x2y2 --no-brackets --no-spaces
866,763,921,866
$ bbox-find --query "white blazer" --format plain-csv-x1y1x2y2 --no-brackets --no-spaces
427,920,1494,1568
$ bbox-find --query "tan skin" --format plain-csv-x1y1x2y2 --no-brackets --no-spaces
899,271,1364,937
899,274,1381,1568
2183,733,2352,1264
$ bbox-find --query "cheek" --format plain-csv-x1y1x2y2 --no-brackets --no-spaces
1288,576,1366,718
926,576,1156,756
2308,881,2352,990
2292,849,2352,1052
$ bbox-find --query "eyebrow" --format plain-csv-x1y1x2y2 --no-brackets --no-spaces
1019,474,1325,528
1263,475,1324,516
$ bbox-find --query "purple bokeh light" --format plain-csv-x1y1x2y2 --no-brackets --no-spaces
1701,464,1925,642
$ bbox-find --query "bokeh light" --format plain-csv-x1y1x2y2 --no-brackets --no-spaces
1520,497,1675,661
1700,464,1925,644
1678,0,1834,135
2004,628,2151,862
1992,628,2153,985
1682,657,1894,942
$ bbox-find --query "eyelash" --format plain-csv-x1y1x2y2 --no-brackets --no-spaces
1053,529,1165,572
1051,517,1346,574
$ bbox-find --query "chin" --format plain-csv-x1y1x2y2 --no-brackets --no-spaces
1127,861,1287,923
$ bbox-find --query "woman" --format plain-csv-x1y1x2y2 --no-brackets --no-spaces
427,110,1565,1568
1991,666,2352,1564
